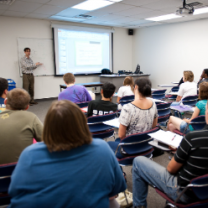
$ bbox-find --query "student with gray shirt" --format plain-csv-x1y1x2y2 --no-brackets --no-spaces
119,78,158,139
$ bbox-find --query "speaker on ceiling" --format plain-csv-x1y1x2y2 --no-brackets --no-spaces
128,29,134,35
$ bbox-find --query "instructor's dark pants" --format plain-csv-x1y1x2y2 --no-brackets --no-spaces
23,74,34,102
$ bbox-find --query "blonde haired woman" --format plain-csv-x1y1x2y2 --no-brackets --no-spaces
171,71,197,106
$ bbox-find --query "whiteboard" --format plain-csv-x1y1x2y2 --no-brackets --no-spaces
17,38,54,76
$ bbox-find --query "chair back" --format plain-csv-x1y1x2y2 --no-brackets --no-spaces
191,174,208,200
158,114,170,123
171,86,179,92
156,102,171,117
0,162,16,193
92,129,114,139
152,89,167,100
190,116,206,131
76,101,89,108
119,95,134,106
182,95,198,106
120,127,159,155
88,112,117,124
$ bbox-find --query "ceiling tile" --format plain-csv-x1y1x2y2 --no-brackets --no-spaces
2,10,28,17
55,8,88,18
99,21,123,27
18,0,50,4
127,19,152,25
142,0,182,10
84,10,112,17
8,1,42,13
122,0,162,7
82,19,103,24
94,2,134,14
132,10,167,19
33,5,65,15
25,13,51,18
50,15,85,22
105,16,137,24
140,21,164,27
94,14,123,21
115,7,154,16
47,0,85,7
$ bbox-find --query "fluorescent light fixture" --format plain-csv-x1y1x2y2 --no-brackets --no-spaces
72,0,114,11
194,7,208,15
146,13,181,21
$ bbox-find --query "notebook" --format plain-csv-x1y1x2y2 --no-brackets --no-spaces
170,105,194,112
148,130,183,148
103,118,120,128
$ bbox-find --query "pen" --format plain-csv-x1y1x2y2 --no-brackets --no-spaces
172,135,176,141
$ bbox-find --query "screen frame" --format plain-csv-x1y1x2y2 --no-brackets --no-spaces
52,28,113,77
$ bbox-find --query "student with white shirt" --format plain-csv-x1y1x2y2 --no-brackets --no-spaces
171,71,197,106
117,76,134,109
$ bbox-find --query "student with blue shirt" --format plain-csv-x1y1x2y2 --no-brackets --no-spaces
8,100,126,208
0,77,8,106
168,82,208,134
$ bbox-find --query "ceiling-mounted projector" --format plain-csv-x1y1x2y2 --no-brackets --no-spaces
176,7,194,16
175,0,202,17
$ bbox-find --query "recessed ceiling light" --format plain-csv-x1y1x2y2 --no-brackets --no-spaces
146,14,182,21
72,0,114,11
194,7,208,15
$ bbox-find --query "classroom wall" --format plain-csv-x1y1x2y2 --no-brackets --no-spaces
133,18,208,88
0,16,133,99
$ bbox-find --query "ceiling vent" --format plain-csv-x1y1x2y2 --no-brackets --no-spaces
74,14,94,19
0,0,15,5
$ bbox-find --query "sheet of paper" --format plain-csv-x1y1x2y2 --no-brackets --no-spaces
148,130,183,148
168,92,178,95
103,118,120,128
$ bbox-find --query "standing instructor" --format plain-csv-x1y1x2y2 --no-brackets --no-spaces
20,47,42,105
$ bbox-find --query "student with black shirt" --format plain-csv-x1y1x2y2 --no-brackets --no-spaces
132,100,208,208
87,82,117,117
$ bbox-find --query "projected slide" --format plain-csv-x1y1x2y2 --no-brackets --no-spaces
54,29,111,75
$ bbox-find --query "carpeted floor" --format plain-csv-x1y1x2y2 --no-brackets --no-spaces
28,98,176,208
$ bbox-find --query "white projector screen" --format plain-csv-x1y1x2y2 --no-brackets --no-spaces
53,27,113,76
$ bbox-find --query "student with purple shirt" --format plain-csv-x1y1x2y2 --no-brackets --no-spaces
58,73,92,103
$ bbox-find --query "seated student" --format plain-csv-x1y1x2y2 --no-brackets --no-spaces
0,88,43,165
0,77,8,105
198,68,208,87
119,78,158,140
171,71,197,106
117,76,134,103
168,82,208,134
132,100,208,208
58,73,93,103
8,100,126,208
87,82,117,117
117,76,134,109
